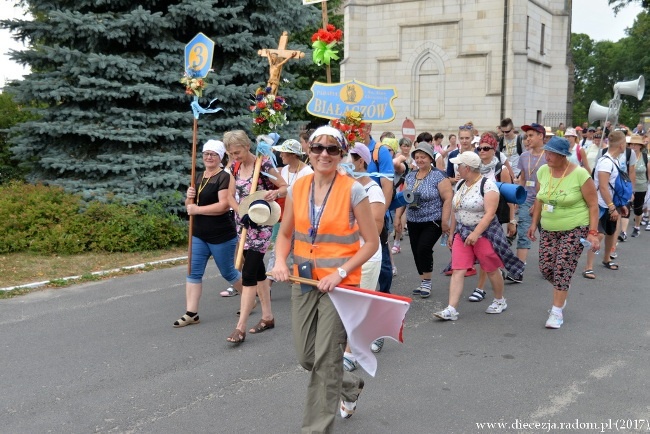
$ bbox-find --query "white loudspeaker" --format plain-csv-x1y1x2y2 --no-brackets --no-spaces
614,75,645,100
588,101,614,124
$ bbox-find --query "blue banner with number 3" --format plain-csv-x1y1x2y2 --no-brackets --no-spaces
185,33,215,78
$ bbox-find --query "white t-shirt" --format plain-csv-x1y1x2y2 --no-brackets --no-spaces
360,179,385,262
453,176,500,226
501,136,521,176
280,164,313,188
594,153,620,208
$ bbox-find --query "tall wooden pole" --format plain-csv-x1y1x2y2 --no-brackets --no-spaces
187,117,198,275
234,156,263,270
322,1,332,84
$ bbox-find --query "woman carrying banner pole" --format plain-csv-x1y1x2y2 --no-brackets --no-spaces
270,126,377,433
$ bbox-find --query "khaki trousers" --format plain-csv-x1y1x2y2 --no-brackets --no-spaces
291,283,364,434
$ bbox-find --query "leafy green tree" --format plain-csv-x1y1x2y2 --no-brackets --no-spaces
0,1,319,210
608,0,650,15
571,11,650,127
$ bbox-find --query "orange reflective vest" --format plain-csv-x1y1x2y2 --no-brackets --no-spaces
293,173,361,285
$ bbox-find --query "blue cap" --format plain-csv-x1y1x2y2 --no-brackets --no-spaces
543,136,572,157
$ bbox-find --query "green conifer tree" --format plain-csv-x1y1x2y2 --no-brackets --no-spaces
1,1,318,209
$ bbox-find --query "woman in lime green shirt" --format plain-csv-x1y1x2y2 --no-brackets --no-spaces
527,137,600,329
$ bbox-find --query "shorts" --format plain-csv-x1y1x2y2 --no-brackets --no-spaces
598,207,617,236
451,234,504,273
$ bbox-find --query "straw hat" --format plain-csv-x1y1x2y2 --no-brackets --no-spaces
238,190,281,226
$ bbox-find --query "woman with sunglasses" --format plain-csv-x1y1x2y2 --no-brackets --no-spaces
270,126,377,431
173,140,243,328
223,130,287,344
434,150,521,321
468,133,516,303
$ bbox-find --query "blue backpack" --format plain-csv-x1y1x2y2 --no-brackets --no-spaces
605,156,633,208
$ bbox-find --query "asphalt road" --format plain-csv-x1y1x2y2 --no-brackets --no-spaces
1,233,649,433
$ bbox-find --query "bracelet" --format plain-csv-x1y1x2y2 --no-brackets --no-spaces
588,229,598,236
607,202,614,207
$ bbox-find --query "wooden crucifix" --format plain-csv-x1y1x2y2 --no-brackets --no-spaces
258,31,305,95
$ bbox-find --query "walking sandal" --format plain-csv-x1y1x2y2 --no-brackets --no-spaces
226,328,246,344
249,318,275,334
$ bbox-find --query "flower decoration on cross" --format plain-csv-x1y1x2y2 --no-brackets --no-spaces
331,110,365,144
250,86,289,136
311,24,343,66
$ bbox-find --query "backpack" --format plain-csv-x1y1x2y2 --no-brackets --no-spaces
498,135,523,155
456,177,510,224
604,156,634,208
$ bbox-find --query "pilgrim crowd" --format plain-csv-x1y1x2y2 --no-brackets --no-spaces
174,119,649,433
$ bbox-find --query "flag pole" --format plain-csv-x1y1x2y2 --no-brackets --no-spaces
321,1,332,84
187,117,199,274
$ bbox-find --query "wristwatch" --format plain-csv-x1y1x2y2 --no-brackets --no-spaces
509,219,518,225
337,267,347,279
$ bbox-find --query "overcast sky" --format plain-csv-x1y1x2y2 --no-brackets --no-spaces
0,0,645,88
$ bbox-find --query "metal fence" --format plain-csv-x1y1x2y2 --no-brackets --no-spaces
543,112,573,129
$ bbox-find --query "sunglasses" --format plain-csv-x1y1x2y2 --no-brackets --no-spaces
309,144,341,156
477,146,494,152
459,125,473,130
202,152,219,158
501,129,512,134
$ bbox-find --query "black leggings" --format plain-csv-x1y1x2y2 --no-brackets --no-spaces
406,220,442,275
633,191,646,216
242,250,266,286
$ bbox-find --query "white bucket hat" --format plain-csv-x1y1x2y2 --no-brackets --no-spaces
272,139,304,155
238,190,281,226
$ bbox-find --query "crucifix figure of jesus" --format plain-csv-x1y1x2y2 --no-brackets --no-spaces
258,31,305,95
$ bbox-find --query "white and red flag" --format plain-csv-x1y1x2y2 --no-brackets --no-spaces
329,285,412,377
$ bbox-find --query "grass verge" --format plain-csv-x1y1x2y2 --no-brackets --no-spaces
0,247,188,299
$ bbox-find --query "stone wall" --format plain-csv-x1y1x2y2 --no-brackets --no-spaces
342,0,571,138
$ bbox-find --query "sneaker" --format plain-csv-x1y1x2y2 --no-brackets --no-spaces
545,311,564,329
641,216,649,226
343,355,358,372
632,227,640,237
433,307,459,321
468,288,486,302
505,273,522,283
412,286,423,295
391,245,400,254
371,338,384,353
485,299,507,314
618,232,627,242
340,379,364,419
419,287,431,298
392,265,398,276
647,223,650,231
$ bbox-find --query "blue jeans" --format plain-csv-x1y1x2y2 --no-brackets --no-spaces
377,242,392,293
187,236,241,284
516,200,533,249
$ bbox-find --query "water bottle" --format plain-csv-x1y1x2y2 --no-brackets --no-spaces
440,233,448,247
580,238,599,255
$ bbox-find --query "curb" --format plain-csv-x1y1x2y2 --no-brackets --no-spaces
0,256,188,292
